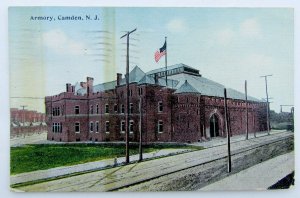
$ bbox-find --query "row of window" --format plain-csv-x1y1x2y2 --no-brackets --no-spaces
119,87,144,98
51,101,164,116
151,68,183,78
74,120,164,133
76,101,164,115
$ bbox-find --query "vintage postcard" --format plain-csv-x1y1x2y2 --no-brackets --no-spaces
9,6,294,192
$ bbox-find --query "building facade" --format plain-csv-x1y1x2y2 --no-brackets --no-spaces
45,63,267,143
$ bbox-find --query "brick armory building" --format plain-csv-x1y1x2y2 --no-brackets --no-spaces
45,63,267,143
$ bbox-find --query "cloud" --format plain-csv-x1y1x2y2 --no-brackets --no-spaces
216,28,236,45
42,29,87,55
214,18,262,45
166,19,188,33
240,18,262,38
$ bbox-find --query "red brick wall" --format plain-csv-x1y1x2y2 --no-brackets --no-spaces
45,82,267,143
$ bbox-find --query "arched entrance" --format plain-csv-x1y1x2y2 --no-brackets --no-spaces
210,114,219,137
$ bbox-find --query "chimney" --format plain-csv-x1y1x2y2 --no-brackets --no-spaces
87,77,94,96
117,73,122,86
71,85,75,93
80,82,87,88
154,73,159,85
66,83,72,92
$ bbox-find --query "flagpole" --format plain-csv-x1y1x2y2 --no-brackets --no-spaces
165,36,167,87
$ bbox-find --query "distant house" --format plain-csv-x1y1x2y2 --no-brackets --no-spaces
45,63,267,142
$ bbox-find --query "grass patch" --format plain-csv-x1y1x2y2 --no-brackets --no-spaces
11,144,202,175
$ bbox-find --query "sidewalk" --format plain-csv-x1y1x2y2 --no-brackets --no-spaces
10,148,190,186
199,151,295,191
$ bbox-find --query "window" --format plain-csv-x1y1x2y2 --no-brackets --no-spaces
96,122,99,132
90,105,93,114
52,107,60,116
130,120,134,133
158,120,163,133
52,123,62,133
75,122,80,133
129,89,133,96
120,120,125,133
90,122,94,132
121,104,125,114
129,103,133,114
105,121,110,132
96,104,99,114
158,101,163,112
75,106,80,114
138,87,143,96
105,104,109,114
114,104,118,113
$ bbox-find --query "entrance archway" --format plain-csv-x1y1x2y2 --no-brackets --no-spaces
210,114,219,137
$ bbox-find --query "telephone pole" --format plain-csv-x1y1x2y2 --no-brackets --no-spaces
139,97,143,162
165,37,168,86
245,80,249,140
224,88,231,173
260,75,272,135
121,28,137,164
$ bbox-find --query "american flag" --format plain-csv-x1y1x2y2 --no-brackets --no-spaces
154,41,166,62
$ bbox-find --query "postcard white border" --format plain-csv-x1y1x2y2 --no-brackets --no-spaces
0,0,299,198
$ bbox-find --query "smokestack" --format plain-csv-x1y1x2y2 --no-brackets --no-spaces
80,82,87,88
71,85,75,93
87,77,94,96
66,83,72,92
154,73,159,85
117,73,122,86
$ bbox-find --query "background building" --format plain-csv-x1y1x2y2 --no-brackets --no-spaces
10,108,46,137
45,63,267,143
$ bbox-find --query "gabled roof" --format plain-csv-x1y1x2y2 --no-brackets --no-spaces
138,75,155,84
138,74,179,89
169,73,261,101
74,63,261,102
120,65,145,85
174,80,199,94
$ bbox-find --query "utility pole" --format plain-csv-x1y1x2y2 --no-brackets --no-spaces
20,105,27,126
224,88,231,173
245,80,249,140
291,107,294,132
121,28,137,164
139,97,143,162
260,75,272,135
165,37,168,86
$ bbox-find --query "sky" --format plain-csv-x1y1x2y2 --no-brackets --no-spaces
9,7,294,113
